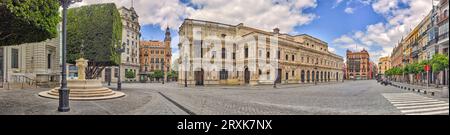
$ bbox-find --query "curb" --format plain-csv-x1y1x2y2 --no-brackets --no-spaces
389,82,441,97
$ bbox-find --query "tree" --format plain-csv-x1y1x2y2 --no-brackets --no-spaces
66,3,122,79
152,70,164,80
125,70,135,79
431,54,449,73
0,0,60,45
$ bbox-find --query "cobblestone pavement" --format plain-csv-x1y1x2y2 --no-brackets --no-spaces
1,80,447,115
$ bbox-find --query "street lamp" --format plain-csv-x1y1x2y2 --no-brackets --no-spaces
161,60,165,84
116,42,125,90
184,57,188,87
58,0,82,112
314,62,318,85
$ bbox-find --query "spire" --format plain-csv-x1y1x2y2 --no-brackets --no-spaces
164,26,171,42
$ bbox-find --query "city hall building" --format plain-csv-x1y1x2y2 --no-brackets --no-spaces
177,19,344,86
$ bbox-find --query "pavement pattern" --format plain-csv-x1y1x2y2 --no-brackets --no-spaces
0,80,448,115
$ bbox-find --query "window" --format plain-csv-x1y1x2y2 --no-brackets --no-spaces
301,57,304,63
259,50,262,57
292,71,295,77
127,57,130,62
277,50,281,59
47,53,51,69
221,48,226,59
285,72,289,80
259,69,262,75
266,51,270,59
292,55,295,61
220,69,228,80
244,47,248,58
232,52,236,59
285,54,288,60
114,68,119,77
151,50,154,54
11,48,19,68
151,58,154,63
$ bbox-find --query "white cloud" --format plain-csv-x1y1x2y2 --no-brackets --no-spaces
332,0,344,8
344,7,354,14
189,0,317,33
333,35,355,44
328,47,336,53
72,0,318,33
332,0,433,63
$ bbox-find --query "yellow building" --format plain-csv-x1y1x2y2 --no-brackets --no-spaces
378,56,391,75
177,19,344,86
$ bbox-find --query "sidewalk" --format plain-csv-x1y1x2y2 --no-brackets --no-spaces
390,81,448,98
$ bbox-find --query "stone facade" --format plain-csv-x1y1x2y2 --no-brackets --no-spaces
346,49,371,80
0,34,60,88
139,27,172,81
177,19,344,86
378,56,391,75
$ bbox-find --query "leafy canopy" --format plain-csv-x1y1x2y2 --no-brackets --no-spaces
0,0,60,45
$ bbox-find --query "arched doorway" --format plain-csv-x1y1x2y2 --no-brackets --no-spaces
336,72,339,81
301,70,305,83
312,71,315,83
195,68,204,86
320,71,323,82
244,68,250,84
328,72,330,82
306,70,310,83
316,71,319,83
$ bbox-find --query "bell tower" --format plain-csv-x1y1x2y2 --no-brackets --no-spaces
164,26,172,71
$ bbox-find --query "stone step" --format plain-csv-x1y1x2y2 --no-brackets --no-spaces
47,91,115,97
50,87,112,92
49,89,113,95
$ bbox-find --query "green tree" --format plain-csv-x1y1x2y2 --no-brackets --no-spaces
431,54,449,73
152,70,164,80
66,3,122,79
125,70,135,79
0,0,60,45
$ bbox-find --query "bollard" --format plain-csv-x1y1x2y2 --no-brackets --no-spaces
442,86,449,98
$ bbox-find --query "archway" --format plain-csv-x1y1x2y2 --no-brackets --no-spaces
244,68,250,84
301,70,305,83
195,68,204,86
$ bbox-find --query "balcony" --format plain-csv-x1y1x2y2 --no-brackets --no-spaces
438,32,449,42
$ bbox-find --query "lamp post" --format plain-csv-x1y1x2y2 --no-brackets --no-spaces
58,0,82,112
161,60,165,84
184,57,188,87
116,42,125,91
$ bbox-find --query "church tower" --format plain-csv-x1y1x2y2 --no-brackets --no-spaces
164,26,172,71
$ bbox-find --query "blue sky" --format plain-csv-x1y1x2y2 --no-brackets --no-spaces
118,0,433,64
